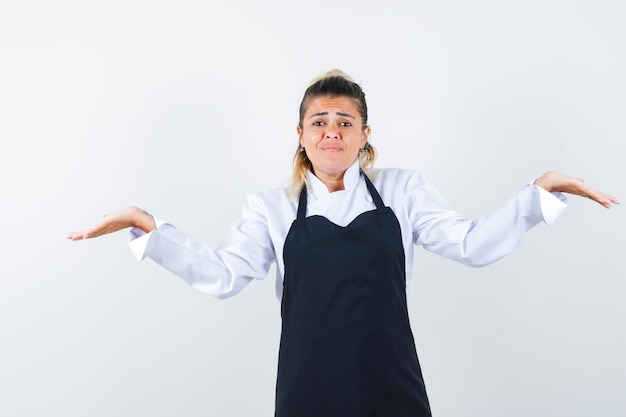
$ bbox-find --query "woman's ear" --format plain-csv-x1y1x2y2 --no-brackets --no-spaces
362,125,371,146
297,125,303,146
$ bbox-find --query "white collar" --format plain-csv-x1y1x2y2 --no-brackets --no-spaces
307,160,361,197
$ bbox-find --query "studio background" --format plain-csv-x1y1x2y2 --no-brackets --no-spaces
1,0,624,416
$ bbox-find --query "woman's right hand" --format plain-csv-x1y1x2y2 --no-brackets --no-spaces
68,206,156,241
533,171,619,208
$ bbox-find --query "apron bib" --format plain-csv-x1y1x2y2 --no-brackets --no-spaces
276,173,431,417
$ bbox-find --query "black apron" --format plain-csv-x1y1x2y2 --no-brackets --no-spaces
275,173,432,417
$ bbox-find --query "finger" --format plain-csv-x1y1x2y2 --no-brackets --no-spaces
585,189,620,208
67,230,87,240
577,183,595,199
595,191,620,208
68,225,102,240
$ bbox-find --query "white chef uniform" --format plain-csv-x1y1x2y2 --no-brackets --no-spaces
128,160,567,299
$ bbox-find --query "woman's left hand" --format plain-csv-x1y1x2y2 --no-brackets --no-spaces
534,171,619,208
68,206,156,241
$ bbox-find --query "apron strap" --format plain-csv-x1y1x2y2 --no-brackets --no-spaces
362,172,385,210
297,184,308,221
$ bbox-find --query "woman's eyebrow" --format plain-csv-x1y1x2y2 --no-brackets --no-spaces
308,111,355,119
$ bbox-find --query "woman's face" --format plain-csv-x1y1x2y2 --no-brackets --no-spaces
297,96,370,183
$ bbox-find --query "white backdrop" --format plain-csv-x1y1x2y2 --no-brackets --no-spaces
1,0,624,416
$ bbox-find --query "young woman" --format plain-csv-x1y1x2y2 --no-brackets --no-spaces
70,70,618,417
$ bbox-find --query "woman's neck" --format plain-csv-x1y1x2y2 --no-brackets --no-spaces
314,171,345,192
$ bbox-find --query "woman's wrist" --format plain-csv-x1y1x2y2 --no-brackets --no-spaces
533,171,556,193
133,206,157,233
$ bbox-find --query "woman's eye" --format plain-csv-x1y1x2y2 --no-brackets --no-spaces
340,122,352,127
313,121,325,126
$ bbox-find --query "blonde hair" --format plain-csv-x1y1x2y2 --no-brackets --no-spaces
289,69,377,197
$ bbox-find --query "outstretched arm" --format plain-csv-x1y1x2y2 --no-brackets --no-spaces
533,171,619,208
407,169,618,268
67,195,276,299
68,206,156,240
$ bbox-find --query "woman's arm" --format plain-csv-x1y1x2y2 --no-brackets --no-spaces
407,170,618,268
68,195,276,299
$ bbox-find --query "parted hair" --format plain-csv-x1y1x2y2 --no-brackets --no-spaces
290,69,377,197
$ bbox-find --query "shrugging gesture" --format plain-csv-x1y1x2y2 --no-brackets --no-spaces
68,171,618,242
68,69,619,417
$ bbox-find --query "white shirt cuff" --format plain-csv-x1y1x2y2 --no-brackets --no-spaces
128,217,169,261
533,184,568,225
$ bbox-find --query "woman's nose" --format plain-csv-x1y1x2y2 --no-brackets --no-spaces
325,125,339,139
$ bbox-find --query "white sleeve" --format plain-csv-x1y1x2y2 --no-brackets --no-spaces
407,175,568,267
127,194,276,299
535,183,568,225
128,217,168,261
